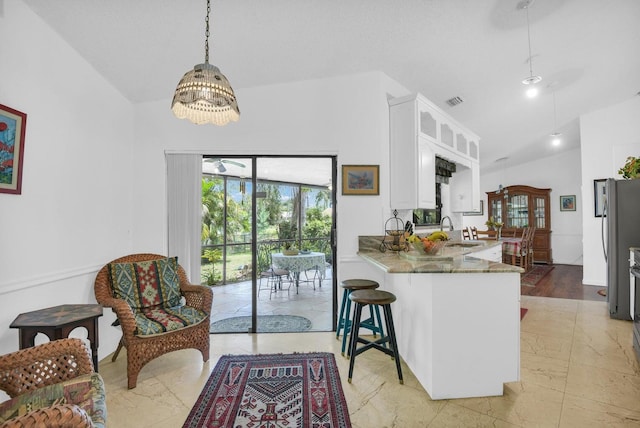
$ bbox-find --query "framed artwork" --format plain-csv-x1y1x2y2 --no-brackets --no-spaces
463,200,484,216
341,164,379,195
594,179,606,217
0,104,27,195
560,195,576,211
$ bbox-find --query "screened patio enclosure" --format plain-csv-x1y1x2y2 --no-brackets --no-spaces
200,156,337,334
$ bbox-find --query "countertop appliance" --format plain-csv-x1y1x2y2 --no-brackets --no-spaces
601,178,640,320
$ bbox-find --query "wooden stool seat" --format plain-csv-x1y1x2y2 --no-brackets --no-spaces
347,289,403,384
336,279,385,356
348,289,396,305
342,279,380,290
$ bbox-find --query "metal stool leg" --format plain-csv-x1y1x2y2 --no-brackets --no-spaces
336,288,350,340
383,303,403,384
347,302,364,383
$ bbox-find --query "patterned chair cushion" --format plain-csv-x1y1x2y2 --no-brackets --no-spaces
108,256,182,310
0,373,107,428
133,304,208,336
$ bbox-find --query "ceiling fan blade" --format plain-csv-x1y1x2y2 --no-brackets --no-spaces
220,159,246,168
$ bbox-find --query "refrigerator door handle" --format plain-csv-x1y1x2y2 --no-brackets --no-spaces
601,197,608,262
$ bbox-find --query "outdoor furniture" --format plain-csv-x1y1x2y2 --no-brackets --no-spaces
258,265,292,299
94,253,212,389
0,338,107,428
271,252,326,292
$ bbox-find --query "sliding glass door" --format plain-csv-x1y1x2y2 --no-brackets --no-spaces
203,156,336,334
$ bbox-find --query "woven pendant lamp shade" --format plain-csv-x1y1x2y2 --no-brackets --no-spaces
171,62,240,126
171,0,239,126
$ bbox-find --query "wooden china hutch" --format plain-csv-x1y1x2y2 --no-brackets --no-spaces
487,185,552,264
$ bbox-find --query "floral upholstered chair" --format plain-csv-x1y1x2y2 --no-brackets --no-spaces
0,338,107,428
94,254,212,389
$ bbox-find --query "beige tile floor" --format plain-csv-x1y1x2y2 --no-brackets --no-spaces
101,295,640,427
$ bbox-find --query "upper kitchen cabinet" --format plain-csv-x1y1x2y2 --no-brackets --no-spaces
389,93,480,211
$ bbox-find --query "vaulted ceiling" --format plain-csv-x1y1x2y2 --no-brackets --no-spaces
24,0,640,173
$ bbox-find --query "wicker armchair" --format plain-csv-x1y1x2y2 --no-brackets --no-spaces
94,253,212,389
0,338,106,428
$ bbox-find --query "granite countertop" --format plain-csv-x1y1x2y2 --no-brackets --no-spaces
358,236,524,274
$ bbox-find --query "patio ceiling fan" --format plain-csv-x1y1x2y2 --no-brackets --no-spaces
203,158,246,173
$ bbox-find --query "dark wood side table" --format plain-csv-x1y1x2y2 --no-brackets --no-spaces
10,304,103,370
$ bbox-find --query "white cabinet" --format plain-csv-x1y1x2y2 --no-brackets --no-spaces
389,93,481,211
449,160,480,212
389,98,436,209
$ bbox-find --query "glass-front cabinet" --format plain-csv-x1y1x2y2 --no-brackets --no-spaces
487,185,552,264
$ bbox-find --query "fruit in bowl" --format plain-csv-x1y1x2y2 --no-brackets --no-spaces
421,232,449,255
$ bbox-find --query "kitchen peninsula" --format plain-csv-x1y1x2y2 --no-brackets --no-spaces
357,236,523,400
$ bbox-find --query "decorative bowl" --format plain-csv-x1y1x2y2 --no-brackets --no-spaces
424,240,447,255
283,249,299,256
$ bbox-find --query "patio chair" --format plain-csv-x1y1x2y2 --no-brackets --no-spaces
94,253,212,389
259,266,292,299
0,338,107,428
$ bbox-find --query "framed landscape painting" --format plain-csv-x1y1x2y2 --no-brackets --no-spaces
0,104,27,195
342,165,379,195
560,195,576,211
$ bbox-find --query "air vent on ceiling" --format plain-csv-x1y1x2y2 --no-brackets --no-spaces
445,96,464,107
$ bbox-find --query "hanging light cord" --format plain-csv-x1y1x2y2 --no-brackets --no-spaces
204,0,210,64
525,4,534,78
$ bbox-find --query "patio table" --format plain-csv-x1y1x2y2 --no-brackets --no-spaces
271,252,326,293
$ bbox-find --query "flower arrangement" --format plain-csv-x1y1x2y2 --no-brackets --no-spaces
485,216,503,230
618,156,640,179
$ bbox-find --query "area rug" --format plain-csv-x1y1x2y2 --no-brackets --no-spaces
521,265,555,287
210,315,312,333
183,352,351,428
521,307,528,320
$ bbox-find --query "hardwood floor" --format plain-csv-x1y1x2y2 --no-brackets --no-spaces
520,264,606,302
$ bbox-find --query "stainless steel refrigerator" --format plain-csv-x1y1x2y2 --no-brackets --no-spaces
602,178,640,320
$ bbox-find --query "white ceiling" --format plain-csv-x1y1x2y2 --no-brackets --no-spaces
24,0,640,175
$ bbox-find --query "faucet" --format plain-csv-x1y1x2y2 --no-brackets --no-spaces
440,216,454,232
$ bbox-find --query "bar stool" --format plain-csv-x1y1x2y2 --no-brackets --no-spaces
347,289,403,384
336,279,385,356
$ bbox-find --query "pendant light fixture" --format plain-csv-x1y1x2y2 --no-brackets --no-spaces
171,0,240,125
519,0,541,98
550,91,562,146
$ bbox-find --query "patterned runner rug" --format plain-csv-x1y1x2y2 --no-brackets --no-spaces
183,352,351,428
521,265,554,287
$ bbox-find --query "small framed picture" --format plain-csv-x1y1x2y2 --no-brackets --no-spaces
0,103,27,195
341,165,379,195
463,200,484,216
560,195,576,211
594,179,606,217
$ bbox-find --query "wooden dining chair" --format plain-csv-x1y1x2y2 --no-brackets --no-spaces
470,227,479,240
462,228,471,240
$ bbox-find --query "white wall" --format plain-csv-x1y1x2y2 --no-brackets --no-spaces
0,2,133,358
463,148,583,265
580,96,640,286
130,72,411,288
